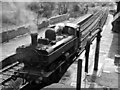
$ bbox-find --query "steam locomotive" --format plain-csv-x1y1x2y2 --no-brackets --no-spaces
11,22,81,86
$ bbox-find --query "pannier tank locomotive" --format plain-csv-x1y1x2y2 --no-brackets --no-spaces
12,22,81,86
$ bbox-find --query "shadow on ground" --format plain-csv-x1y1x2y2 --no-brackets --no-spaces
86,71,119,88
108,32,120,59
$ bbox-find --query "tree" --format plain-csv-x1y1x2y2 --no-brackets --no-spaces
57,2,69,15
73,4,80,12
27,2,55,18
41,2,54,18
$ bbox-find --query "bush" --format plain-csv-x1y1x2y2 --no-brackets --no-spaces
27,2,54,19
73,4,80,12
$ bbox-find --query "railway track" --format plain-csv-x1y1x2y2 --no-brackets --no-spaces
1,9,108,90
1,62,24,89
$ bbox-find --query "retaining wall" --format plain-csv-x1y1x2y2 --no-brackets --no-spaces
1,25,29,43
48,14,69,25
38,20,49,30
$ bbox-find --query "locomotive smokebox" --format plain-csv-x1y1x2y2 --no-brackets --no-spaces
31,33,38,46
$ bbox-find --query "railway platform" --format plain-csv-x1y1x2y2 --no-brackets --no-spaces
84,14,120,88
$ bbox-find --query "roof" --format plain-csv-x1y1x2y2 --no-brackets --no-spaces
65,22,79,28
48,22,79,29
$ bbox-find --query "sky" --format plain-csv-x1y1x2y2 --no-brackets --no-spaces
1,0,120,2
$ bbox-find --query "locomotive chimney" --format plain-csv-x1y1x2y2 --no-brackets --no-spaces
29,22,38,46
31,33,38,46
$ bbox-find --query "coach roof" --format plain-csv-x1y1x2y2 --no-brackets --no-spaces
65,23,79,29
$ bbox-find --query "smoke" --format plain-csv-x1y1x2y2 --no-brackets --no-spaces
2,2,37,25
1,2,38,33
16,2,38,33
23,2,38,33
13,2,37,24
